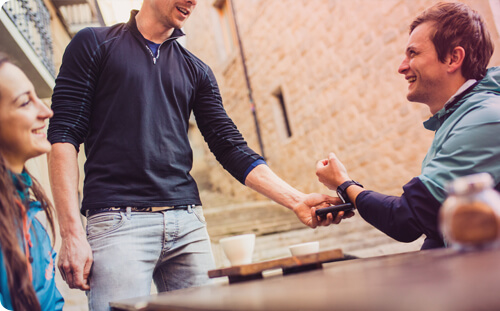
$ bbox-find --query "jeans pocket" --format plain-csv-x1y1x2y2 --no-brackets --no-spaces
86,212,126,240
192,206,207,224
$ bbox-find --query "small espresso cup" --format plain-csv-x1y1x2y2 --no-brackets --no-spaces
289,241,320,256
219,233,256,266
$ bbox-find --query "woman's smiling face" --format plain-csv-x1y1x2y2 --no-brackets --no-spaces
0,62,53,172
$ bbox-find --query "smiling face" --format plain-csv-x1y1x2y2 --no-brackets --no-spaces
0,62,53,172
151,0,197,30
398,22,452,114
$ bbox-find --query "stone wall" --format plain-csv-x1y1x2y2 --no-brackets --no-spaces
184,0,500,205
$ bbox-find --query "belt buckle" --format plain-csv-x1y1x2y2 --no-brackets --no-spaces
150,206,176,212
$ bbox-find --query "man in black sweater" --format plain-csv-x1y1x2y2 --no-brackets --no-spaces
48,0,337,310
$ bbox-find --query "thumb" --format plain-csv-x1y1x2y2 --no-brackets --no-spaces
328,152,337,162
316,158,328,170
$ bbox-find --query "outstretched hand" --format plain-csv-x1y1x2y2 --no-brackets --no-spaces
244,163,354,229
292,193,354,228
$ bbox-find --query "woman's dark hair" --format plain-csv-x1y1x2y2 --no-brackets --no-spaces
410,2,494,80
0,53,56,311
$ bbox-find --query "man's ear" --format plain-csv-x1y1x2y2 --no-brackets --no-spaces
447,46,465,74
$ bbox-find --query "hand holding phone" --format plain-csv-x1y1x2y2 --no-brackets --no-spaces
315,203,354,219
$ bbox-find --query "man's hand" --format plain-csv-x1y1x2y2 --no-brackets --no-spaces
58,234,93,290
292,193,353,228
48,143,92,290
245,164,353,228
316,152,350,190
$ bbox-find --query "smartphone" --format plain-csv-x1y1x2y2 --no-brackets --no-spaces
315,203,354,219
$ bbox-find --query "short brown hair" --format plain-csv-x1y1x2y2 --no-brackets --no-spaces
410,2,494,80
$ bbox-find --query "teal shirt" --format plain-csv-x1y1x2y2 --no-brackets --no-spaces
0,173,64,310
419,67,500,203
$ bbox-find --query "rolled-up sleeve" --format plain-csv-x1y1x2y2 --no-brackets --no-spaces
48,28,101,152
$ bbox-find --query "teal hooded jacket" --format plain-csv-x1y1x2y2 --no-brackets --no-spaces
0,173,64,310
420,66,500,202
356,67,500,249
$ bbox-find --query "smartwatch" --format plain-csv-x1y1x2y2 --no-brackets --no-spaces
336,180,363,204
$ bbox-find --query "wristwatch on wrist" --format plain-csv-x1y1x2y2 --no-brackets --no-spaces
336,180,364,204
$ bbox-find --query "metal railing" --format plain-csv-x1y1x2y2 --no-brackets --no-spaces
2,0,55,77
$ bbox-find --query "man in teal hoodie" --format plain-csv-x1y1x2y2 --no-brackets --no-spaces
316,2,500,249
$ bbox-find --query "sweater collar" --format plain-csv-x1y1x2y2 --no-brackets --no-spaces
126,10,185,43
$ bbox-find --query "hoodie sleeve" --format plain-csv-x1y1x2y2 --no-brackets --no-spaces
355,177,443,249
52,250,65,311
0,250,9,309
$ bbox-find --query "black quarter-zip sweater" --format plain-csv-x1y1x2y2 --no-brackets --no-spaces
48,11,262,213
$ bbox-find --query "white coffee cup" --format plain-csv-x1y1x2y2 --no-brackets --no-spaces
289,241,320,256
219,233,256,266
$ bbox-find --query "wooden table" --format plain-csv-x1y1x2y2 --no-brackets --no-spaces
111,247,500,311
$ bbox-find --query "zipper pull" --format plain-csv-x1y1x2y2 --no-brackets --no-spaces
153,57,157,65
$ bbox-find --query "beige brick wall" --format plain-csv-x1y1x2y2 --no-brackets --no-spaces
46,0,71,74
26,0,72,197
184,0,500,205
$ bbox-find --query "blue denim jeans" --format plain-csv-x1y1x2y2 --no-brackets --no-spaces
86,206,215,311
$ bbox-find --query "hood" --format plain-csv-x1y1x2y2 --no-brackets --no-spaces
424,66,500,131
473,66,500,95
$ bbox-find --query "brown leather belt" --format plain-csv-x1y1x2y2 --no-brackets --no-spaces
85,205,200,217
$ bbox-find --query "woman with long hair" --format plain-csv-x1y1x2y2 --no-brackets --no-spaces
0,54,64,310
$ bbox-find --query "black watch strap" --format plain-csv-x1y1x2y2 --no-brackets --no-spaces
336,180,363,204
